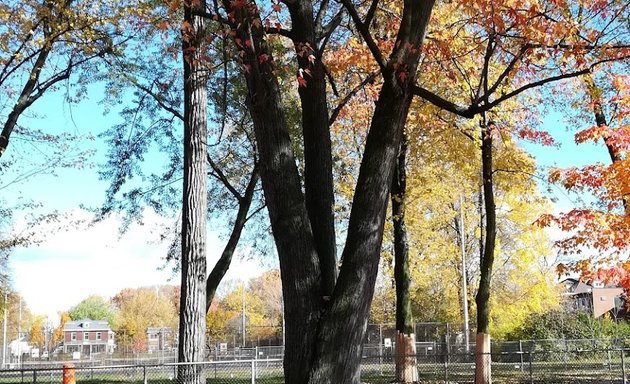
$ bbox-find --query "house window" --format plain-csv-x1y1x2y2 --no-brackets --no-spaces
150,333,158,340
71,332,77,341
84,332,89,340
600,296,607,301
109,333,113,340
96,332,102,340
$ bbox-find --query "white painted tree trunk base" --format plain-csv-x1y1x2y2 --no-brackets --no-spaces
475,332,491,384
395,331,418,383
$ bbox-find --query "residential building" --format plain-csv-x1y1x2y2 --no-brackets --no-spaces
146,327,173,352
562,278,625,319
63,319,115,356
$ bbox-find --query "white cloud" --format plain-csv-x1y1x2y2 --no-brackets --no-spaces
9,209,269,322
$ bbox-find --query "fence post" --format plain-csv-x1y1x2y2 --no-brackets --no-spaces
443,351,448,383
251,359,256,384
379,324,383,376
143,365,147,384
519,340,524,372
608,349,613,377
33,370,37,384
529,351,533,384
621,347,627,384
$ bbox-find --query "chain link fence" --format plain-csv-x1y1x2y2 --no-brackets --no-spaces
3,343,630,383
0,359,284,384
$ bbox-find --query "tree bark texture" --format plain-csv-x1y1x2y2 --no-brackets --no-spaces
474,124,496,384
307,0,436,372
395,332,418,383
224,3,322,383
392,134,418,383
287,0,338,298
223,0,435,382
178,2,208,383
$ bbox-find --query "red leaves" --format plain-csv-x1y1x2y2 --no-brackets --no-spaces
258,53,269,64
517,128,556,146
230,0,246,10
168,0,180,13
297,75,307,87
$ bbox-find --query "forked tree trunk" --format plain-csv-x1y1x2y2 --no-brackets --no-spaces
178,1,208,383
215,1,435,382
475,123,496,384
223,4,322,382
307,75,415,384
392,134,418,383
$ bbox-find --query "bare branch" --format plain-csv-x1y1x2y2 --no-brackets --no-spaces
207,153,242,200
364,0,380,27
410,85,474,118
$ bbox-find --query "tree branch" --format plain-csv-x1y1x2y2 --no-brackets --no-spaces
329,71,379,125
207,153,243,200
338,0,386,71
484,43,530,99
410,85,474,118
364,0,380,27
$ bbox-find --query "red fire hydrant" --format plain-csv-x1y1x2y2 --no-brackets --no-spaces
62,363,76,384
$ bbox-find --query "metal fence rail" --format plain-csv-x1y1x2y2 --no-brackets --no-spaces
0,359,284,384
2,348,630,383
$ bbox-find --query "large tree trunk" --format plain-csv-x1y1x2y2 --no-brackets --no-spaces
219,1,435,382
392,134,417,383
178,1,208,383
475,123,496,384
223,4,322,383
286,0,337,298
307,76,413,384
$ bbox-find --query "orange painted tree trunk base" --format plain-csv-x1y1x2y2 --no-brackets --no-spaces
475,332,491,384
395,331,418,383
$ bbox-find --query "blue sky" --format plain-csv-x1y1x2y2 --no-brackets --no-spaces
1,88,264,322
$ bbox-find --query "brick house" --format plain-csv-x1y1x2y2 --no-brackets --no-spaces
563,278,625,319
63,319,116,355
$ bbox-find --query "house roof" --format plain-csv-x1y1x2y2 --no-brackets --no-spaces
63,319,112,332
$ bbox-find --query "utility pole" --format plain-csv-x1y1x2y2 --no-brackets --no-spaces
460,195,470,353
241,282,246,348
2,292,7,368
17,296,21,367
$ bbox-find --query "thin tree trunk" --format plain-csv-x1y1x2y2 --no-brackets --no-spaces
178,1,208,383
287,0,337,298
206,169,259,311
583,74,628,214
392,134,417,383
475,123,496,384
